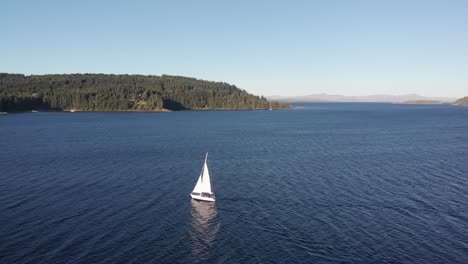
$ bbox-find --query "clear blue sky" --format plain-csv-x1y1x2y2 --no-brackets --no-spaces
2,0,467,97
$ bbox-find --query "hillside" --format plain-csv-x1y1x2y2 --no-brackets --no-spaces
0,74,289,112
453,97,468,106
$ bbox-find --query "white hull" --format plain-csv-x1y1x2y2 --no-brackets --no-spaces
191,194,215,202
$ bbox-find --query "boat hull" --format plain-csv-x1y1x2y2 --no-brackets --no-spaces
191,194,215,202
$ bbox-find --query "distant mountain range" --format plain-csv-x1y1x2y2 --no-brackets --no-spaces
267,93,457,103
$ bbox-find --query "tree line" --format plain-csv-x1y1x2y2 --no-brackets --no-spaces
0,73,289,112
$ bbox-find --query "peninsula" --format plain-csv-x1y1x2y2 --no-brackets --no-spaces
0,74,289,112
453,97,468,106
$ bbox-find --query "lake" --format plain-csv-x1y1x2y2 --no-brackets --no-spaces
1,103,467,263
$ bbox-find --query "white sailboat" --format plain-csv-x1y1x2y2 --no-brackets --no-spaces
190,153,215,202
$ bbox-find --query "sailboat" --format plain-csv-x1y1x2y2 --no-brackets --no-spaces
190,153,216,202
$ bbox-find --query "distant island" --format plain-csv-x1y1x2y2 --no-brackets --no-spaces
268,93,456,103
399,100,442,105
453,96,468,106
0,73,289,112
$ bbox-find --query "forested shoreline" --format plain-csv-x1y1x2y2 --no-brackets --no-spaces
0,73,289,112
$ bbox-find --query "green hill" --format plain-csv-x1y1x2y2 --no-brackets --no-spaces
0,73,289,112
453,96,468,106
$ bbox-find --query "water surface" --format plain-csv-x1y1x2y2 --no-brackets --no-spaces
1,103,467,263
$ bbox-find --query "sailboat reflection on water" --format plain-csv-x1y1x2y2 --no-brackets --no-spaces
190,200,220,260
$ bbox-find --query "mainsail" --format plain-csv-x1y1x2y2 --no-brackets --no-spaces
192,153,212,193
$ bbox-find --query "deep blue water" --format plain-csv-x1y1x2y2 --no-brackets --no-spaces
1,103,467,263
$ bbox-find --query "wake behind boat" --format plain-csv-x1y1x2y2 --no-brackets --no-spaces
190,153,215,202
